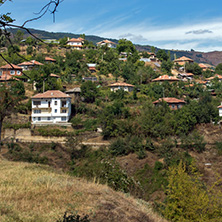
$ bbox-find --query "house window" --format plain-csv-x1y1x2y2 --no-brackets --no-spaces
55,109,57,113
34,110,41,114
0,71,2,76
10,70,15,75
33,117,36,121
47,117,51,121
54,101,57,105
61,101,66,107
17,70,21,75
171,104,175,109
38,117,41,121
33,101,41,106
61,117,66,121
62,109,66,113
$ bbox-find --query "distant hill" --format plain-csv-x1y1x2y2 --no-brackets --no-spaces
9,28,222,66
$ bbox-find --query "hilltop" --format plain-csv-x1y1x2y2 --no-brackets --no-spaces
0,158,166,222
9,27,222,66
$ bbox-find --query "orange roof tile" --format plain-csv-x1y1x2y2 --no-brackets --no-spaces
45,57,56,62
206,74,222,80
50,73,60,78
153,97,186,104
199,63,208,68
0,63,22,70
67,38,82,42
109,82,135,87
32,90,71,99
152,75,179,82
174,56,193,62
18,60,43,66
97,39,116,45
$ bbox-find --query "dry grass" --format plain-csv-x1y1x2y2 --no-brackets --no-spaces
0,159,167,222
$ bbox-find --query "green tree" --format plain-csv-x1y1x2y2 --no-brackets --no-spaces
80,81,98,103
0,83,23,146
156,49,169,61
215,63,222,74
164,161,222,221
14,30,24,44
116,39,136,54
185,62,202,75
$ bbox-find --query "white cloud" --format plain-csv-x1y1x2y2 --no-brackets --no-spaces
93,18,222,52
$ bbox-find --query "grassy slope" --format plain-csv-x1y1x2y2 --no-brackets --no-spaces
0,157,167,222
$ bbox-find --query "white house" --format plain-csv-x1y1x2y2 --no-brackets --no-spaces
218,103,222,117
31,90,71,124
67,38,84,50
108,82,135,92
96,40,116,48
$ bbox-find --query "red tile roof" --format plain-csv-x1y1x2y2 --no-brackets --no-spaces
18,60,43,66
153,97,186,104
152,75,179,82
50,73,60,78
32,90,71,99
97,39,116,45
218,105,222,108
0,63,22,70
199,63,208,68
174,56,194,62
67,38,82,42
108,82,135,87
206,74,222,80
45,57,56,62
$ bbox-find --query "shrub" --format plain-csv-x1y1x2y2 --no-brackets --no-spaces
57,212,90,222
215,141,222,155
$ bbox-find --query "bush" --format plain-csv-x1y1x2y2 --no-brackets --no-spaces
3,122,31,130
215,141,222,155
57,212,90,222
180,131,206,153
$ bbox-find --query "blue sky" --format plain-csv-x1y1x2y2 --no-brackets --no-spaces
2,0,222,52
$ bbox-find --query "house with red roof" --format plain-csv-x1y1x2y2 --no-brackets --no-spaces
174,56,194,66
67,38,84,50
96,39,116,48
31,90,71,124
206,74,222,82
177,73,194,81
108,82,135,92
152,75,179,83
0,63,23,81
18,60,43,71
153,97,186,110
45,57,56,63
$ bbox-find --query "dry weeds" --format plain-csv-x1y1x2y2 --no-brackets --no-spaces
0,159,167,222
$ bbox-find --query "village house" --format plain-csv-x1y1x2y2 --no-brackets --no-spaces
87,63,97,73
153,97,186,110
67,38,84,50
217,103,222,117
17,60,43,71
177,73,194,81
31,90,71,124
206,74,222,82
45,57,56,63
96,39,116,48
152,75,179,83
174,56,194,66
109,82,135,92
0,63,23,81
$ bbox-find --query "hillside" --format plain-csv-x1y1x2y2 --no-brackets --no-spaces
9,27,222,66
0,158,167,222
